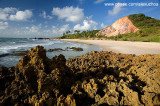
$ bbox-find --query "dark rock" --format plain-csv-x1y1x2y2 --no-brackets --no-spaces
65,47,71,50
0,53,10,58
70,47,83,51
12,50,29,56
57,94,76,106
0,50,29,58
47,48,63,52
0,66,15,97
47,47,83,52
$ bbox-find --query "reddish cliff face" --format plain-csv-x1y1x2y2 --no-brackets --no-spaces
97,16,140,37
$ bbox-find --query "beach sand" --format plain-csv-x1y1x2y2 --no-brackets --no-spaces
60,39,160,55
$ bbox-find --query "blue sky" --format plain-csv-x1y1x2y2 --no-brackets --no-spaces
0,0,159,38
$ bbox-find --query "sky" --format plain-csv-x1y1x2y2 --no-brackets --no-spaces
0,0,160,38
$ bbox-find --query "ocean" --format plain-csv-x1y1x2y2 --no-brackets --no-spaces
0,38,104,67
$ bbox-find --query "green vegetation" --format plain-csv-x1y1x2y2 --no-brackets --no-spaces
57,14,160,42
128,13,160,28
106,27,160,42
57,30,99,39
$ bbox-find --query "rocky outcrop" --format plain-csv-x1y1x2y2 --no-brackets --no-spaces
0,46,160,105
67,51,160,106
0,46,73,105
97,16,140,36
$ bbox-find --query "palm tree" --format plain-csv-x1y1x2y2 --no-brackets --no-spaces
66,30,71,35
74,30,80,34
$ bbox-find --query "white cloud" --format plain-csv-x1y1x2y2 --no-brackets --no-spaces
0,21,8,30
94,0,105,4
22,24,42,36
39,11,53,19
101,23,107,28
59,24,70,33
0,7,17,20
108,6,123,16
52,24,70,35
29,24,41,33
47,15,53,19
2,7,17,13
9,10,32,21
40,11,47,19
0,13,8,21
1,24,71,37
74,19,98,31
0,7,32,21
52,6,84,23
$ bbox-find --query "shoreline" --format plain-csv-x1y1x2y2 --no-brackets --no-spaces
58,39,160,55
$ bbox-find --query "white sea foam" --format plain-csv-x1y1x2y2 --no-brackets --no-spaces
0,40,61,54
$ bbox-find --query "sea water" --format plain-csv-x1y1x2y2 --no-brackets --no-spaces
0,38,105,67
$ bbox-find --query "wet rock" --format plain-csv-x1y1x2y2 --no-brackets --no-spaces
12,50,29,56
0,53,10,58
0,50,29,58
47,48,63,52
47,47,83,52
70,47,83,51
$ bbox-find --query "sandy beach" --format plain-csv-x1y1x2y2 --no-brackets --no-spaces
60,39,160,55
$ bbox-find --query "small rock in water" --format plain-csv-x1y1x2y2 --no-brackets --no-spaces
70,47,83,51
0,50,29,58
47,48,63,52
47,47,84,52
0,53,10,58
12,50,29,56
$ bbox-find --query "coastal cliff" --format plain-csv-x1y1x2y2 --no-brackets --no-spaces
0,46,160,105
97,16,140,37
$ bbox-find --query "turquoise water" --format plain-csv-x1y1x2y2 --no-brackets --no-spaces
0,38,105,67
